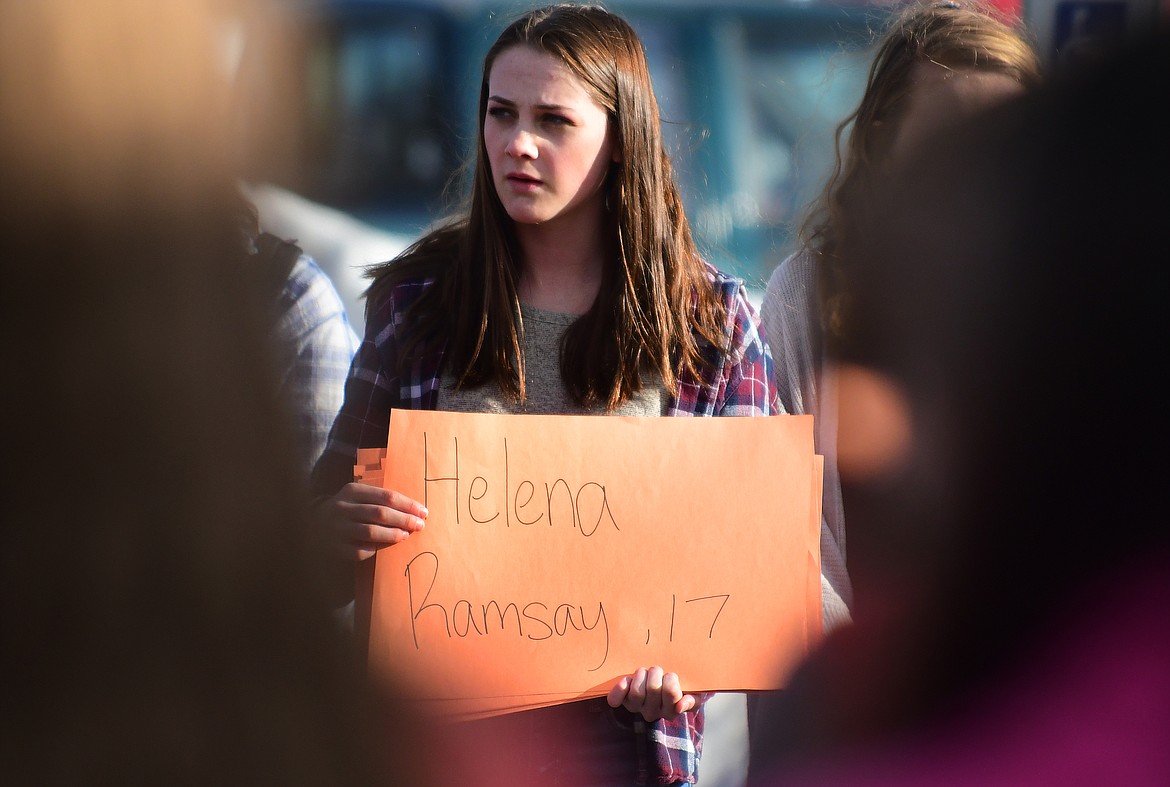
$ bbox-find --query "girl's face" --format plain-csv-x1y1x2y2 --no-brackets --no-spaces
886,62,1025,165
484,45,618,229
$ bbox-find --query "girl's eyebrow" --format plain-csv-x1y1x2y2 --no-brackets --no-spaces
487,95,572,112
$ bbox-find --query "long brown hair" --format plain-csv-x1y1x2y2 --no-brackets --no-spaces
366,2,725,411
800,0,1041,348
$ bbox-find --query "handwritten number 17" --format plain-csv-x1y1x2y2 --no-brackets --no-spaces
669,593,731,641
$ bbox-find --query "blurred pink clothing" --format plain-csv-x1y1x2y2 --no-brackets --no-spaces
762,554,1170,786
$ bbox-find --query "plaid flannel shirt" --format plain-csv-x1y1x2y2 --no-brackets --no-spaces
312,262,781,785
273,254,361,477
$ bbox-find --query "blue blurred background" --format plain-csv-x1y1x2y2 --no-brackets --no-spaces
235,0,1156,324
237,0,906,319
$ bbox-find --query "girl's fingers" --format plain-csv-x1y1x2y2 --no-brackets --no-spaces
335,504,425,536
627,667,649,707
608,668,696,721
337,483,429,520
661,672,683,706
606,676,631,708
317,483,430,561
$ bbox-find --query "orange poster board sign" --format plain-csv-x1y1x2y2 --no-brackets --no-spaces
365,410,821,718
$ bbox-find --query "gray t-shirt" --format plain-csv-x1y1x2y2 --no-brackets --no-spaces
438,303,666,416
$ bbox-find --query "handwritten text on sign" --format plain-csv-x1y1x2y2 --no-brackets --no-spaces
367,410,821,714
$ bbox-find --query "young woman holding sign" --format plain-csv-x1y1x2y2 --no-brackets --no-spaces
309,3,780,784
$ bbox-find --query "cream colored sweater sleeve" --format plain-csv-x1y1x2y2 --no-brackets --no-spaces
762,250,854,632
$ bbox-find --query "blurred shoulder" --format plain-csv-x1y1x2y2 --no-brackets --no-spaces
764,249,816,308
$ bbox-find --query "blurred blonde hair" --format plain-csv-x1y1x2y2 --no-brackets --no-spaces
799,0,1042,346
0,1,253,214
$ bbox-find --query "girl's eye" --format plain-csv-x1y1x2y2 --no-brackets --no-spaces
543,114,571,126
487,106,514,120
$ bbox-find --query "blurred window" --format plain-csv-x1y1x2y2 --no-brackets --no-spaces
739,15,875,232
602,6,877,283
297,9,457,216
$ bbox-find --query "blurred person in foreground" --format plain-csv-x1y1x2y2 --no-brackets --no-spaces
0,2,434,783
748,24,1170,786
751,0,1041,768
760,0,1043,637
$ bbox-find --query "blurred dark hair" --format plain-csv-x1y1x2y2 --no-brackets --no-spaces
746,31,1169,779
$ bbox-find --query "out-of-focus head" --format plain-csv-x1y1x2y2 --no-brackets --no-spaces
806,0,1041,345
0,0,245,220
850,0,1041,168
883,61,1029,164
830,0,1044,470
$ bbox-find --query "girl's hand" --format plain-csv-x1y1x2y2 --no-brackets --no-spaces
314,482,428,560
606,666,696,722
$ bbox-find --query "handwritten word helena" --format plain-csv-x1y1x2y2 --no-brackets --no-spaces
422,433,620,537
405,552,610,672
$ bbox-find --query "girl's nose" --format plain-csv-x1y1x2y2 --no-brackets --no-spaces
505,128,538,159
